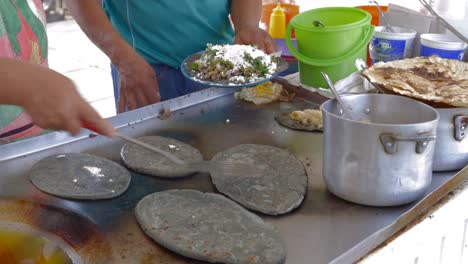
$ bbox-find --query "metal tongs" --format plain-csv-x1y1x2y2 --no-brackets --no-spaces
419,0,468,44
354,58,386,94
82,122,262,177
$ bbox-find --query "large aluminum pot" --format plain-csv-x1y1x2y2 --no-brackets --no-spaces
321,94,439,206
433,108,468,171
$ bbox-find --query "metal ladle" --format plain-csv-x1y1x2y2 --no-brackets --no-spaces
372,0,395,33
321,72,354,119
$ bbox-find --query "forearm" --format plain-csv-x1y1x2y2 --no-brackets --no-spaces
0,58,40,106
230,0,262,30
0,59,115,136
64,0,137,67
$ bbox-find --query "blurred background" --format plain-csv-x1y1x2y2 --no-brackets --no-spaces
44,0,468,119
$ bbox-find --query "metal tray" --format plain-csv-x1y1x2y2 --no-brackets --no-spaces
0,83,466,264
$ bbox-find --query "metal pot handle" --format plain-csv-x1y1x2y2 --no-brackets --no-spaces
454,115,468,142
380,133,436,155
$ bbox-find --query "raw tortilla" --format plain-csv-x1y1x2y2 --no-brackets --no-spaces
274,111,323,132
211,144,308,215
120,136,203,178
29,153,131,200
135,189,286,264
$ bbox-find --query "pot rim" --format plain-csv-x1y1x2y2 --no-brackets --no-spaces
435,107,468,111
320,94,440,127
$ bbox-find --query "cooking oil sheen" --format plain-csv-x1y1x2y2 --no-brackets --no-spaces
0,229,72,264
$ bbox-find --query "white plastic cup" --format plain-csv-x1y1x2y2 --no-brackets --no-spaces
369,26,417,64
420,34,467,60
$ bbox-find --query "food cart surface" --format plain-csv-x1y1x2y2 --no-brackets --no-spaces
0,87,465,264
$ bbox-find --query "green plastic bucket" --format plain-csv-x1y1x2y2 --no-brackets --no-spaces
286,7,374,88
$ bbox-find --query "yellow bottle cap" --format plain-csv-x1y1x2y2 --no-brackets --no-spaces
273,3,285,15
269,2,286,38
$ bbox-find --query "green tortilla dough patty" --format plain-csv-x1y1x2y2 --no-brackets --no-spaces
275,111,323,132
120,136,203,178
30,153,131,200
211,144,308,215
135,189,286,264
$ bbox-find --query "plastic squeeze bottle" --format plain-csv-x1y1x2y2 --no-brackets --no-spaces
268,3,286,38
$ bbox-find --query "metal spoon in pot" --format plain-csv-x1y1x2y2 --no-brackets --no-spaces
321,72,354,119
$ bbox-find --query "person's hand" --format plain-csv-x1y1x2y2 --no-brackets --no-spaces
64,0,160,112
235,26,276,54
19,66,115,137
115,52,161,112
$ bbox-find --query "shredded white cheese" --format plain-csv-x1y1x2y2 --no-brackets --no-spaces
83,166,105,178
193,44,279,84
210,44,277,73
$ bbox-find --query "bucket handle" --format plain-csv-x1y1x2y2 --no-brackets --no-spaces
285,23,375,67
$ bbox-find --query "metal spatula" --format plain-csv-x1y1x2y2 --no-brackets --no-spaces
82,122,262,176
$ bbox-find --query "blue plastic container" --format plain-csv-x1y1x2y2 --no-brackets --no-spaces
420,34,467,60
370,26,417,64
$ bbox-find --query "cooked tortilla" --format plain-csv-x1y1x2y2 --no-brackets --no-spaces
362,56,468,107
275,109,323,132
120,136,203,178
211,144,308,215
135,189,286,264
29,153,131,200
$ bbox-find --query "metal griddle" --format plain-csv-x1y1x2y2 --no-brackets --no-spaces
0,84,466,264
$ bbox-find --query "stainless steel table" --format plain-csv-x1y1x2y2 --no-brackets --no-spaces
0,86,466,264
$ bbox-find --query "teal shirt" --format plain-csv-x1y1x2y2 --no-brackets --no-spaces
102,0,235,68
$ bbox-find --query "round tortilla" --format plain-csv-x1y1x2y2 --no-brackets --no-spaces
135,189,286,264
211,144,308,215
29,153,131,200
361,56,468,107
120,136,203,178
274,111,323,132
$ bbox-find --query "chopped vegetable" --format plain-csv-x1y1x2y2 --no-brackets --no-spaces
191,62,200,71
191,44,278,84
